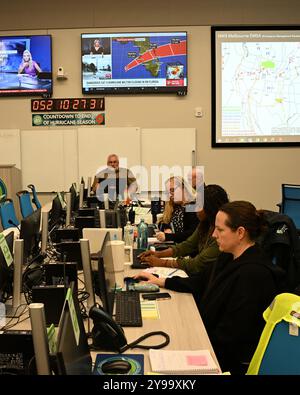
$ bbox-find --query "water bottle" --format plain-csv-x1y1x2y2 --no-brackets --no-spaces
124,221,134,246
137,218,148,249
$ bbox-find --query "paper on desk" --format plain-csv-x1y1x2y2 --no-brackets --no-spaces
141,300,160,319
145,267,188,278
133,207,151,216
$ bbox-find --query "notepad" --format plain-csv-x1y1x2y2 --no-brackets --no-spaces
149,349,220,375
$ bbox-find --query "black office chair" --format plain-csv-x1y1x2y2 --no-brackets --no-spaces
278,184,300,233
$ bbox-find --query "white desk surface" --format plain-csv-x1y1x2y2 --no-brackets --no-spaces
4,265,220,375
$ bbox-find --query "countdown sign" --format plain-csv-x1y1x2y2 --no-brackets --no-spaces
31,98,105,112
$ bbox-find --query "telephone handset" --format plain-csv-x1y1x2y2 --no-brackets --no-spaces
89,304,170,353
89,305,127,352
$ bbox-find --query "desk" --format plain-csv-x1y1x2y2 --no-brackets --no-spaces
4,267,220,374
108,265,221,373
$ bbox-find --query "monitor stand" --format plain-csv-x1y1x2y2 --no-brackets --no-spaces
6,239,23,317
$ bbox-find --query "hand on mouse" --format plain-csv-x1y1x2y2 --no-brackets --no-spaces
133,271,166,287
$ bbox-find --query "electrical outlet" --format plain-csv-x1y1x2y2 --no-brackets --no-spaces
195,107,203,117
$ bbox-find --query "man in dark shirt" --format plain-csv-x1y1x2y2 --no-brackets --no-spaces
92,154,137,202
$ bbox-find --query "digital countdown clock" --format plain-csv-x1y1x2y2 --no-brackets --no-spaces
31,98,105,112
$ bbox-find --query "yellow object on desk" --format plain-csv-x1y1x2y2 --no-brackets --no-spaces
140,300,160,320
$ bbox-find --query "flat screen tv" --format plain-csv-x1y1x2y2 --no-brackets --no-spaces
0,34,52,97
211,26,300,147
81,31,187,95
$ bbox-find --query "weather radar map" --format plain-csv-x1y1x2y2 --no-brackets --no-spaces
82,32,187,93
112,35,186,80
213,28,300,145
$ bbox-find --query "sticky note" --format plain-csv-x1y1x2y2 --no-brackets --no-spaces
186,355,208,366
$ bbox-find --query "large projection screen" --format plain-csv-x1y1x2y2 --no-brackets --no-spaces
212,26,300,147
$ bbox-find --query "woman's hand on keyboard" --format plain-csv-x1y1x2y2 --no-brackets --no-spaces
138,249,156,260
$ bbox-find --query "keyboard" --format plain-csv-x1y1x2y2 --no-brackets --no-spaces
131,248,150,269
114,291,143,327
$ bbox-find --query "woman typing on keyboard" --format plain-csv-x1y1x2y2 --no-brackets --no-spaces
138,184,229,275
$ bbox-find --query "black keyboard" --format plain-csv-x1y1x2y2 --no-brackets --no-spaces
131,248,150,269
115,291,143,327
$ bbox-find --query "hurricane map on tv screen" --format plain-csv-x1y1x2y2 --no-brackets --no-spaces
81,32,187,94
0,35,52,96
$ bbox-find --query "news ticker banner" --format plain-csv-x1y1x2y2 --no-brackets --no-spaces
32,112,105,127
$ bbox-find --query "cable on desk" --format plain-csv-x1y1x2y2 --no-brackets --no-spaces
0,303,29,331
120,331,170,353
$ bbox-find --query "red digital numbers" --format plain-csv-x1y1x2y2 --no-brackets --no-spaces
31,98,104,112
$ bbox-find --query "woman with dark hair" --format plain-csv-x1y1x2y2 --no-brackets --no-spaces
136,201,283,374
139,184,229,274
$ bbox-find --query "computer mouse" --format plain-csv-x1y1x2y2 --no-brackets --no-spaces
101,359,131,374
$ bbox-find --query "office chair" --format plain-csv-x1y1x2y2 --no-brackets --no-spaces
0,198,20,229
27,184,41,209
278,184,300,232
0,178,7,202
16,190,35,219
247,293,300,375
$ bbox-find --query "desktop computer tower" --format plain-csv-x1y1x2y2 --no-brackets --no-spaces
0,331,35,375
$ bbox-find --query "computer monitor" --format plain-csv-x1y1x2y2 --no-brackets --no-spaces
78,208,95,217
20,208,41,263
49,195,64,230
58,241,83,270
74,216,96,238
0,231,14,302
56,282,92,375
69,184,79,213
105,209,121,229
86,196,103,209
96,232,116,316
52,228,80,243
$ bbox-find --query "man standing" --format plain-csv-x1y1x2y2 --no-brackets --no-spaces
92,154,138,202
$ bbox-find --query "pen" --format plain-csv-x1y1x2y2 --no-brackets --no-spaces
168,269,178,277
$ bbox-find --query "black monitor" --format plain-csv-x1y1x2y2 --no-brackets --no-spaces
56,282,92,375
78,208,95,217
69,184,79,212
74,216,96,238
105,209,121,228
96,232,116,315
20,209,41,263
86,196,101,209
58,241,83,270
49,195,64,230
0,231,14,302
52,228,80,243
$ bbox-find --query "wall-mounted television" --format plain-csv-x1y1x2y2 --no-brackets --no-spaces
212,26,300,147
81,31,187,95
0,34,52,97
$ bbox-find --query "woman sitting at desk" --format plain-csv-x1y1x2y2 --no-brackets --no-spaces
156,176,199,243
136,201,283,374
140,184,229,274
18,50,42,77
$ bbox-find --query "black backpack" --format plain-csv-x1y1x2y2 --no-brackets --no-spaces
257,210,300,293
